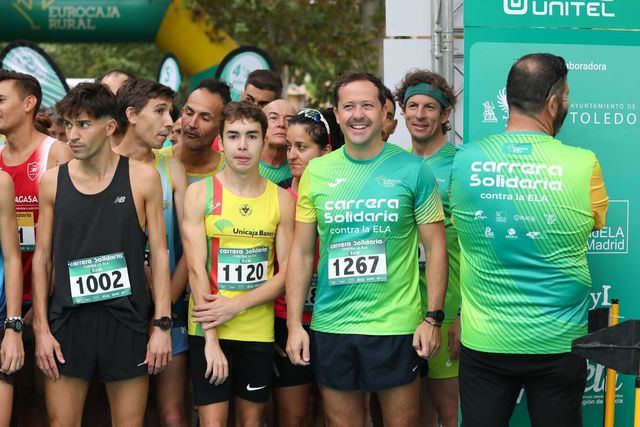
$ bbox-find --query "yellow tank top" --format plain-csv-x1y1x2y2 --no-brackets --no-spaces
188,176,280,342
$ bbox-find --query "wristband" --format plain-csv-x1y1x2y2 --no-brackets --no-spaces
423,318,442,328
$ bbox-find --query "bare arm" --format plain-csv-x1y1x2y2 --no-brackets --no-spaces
134,164,172,374
142,166,172,320
0,172,24,375
419,221,448,313
412,221,448,359
32,168,65,379
46,141,73,170
168,157,188,303
284,220,317,366
0,172,23,319
182,182,227,384
181,182,211,320
285,221,317,330
32,169,58,333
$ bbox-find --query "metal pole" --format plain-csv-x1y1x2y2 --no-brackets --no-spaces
431,0,443,75
604,299,620,427
441,0,455,143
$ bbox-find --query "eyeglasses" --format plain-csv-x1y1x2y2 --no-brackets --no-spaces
296,108,331,135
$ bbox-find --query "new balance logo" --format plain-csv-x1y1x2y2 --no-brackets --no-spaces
113,196,126,204
327,178,346,188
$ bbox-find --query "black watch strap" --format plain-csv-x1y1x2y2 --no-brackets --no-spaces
153,316,173,330
4,317,24,332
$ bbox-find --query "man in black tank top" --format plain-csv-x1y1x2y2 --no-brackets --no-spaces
31,83,172,426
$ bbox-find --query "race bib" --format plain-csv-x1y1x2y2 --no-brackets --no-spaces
16,212,35,252
303,273,318,312
68,252,132,305
328,239,388,286
217,247,268,291
418,243,426,270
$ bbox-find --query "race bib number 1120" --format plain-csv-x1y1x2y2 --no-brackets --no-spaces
217,247,269,291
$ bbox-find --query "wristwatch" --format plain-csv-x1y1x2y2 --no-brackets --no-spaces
4,316,24,333
424,310,445,324
153,316,173,331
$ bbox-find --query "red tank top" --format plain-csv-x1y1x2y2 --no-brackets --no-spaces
0,137,56,301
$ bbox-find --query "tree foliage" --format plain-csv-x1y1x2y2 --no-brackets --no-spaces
188,0,385,106
38,43,165,81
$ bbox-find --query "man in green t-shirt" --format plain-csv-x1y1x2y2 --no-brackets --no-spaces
396,69,460,427
285,72,448,427
259,100,295,183
450,53,609,427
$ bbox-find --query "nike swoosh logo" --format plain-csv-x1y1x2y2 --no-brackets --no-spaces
246,384,267,391
412,365,419,372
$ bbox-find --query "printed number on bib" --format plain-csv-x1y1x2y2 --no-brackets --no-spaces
68,252,132,304
328,239,387,286
217,247,268,290
16,212,35,252
304,273,318,312
418,243,426,270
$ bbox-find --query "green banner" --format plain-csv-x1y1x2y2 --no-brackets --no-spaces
465,25,640,427
0,41,68,108
0,0,171,43
157,53,181,92
215,46,274,101
466,0,640,29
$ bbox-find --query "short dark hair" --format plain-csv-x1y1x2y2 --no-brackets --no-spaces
115,78,175,133
333,72,386,107
288,111,330,149
194,78,232,104
506,53,568,116
220,102,268,138
0,70,43,119
245,70,282,98
395,69,457,109
95,69,135,84
383,85,396,114
56,82,117,120
321,108,345,150
170,103,181,122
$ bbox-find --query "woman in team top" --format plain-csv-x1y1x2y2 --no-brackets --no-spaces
273,109,331,427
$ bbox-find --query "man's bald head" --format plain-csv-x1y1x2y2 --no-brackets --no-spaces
506,53,568,117
263,99,295,147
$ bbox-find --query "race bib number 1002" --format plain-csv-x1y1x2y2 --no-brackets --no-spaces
328,239,387,286
217,247,269,291
68,252,132,305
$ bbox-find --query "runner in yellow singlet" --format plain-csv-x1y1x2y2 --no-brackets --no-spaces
182,102,294,426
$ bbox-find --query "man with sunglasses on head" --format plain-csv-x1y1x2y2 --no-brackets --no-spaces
449,53,609,427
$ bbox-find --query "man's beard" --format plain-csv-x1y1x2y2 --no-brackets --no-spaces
552,104,568,137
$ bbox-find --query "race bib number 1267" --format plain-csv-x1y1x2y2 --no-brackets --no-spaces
328,239,387,286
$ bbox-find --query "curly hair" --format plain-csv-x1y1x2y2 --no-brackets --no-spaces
395,69,456,134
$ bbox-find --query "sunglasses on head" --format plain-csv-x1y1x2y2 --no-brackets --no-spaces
296,108,331,135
